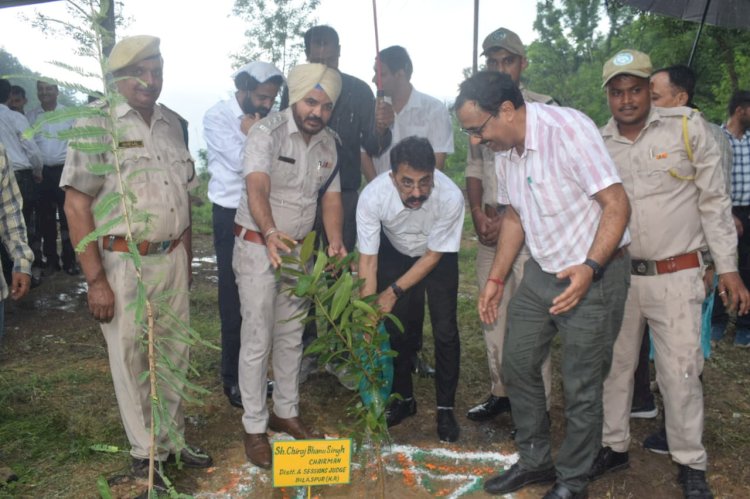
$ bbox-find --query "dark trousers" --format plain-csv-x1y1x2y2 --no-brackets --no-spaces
377,234,460,407
504,255,629,492
212,203,242,387
39,165,75,268
631,325,653,408
14,170,43,266
713,205,750,329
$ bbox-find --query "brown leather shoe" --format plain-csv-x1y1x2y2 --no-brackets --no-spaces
244,433,271,469
268,413,322,439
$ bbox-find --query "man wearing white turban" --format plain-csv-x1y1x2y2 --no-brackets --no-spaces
233,63,345,469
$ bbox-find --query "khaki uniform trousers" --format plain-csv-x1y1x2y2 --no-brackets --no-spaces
476,243,552,408
100,244,190,460
234,238,308,434
602,267,707,469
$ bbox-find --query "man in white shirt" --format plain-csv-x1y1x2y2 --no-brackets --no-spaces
27,80,78,276
203,61,283,409
367,45,454,377
0,79,43,285
366,46,454,178
357,136,464,443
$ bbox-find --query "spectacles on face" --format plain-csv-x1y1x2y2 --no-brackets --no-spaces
397,176,433,192
461,113,494,138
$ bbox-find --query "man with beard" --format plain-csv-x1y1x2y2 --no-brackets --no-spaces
356,136,464,442
234,63,344,469
203,61,284,408
455,71,631,498
591,50,749,499
62,35,211,489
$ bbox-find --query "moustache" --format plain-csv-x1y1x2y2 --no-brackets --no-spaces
406,195,428,205
304,116,324,126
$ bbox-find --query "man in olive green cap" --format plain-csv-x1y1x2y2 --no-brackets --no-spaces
62,35,211,489
590,48,749,499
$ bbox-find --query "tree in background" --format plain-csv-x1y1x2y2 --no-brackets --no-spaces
524,0,750,125
231,0,320,72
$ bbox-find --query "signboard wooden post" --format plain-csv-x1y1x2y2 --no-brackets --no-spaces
273,438,352,496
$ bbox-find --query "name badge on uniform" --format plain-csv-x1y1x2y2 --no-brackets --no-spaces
278,156,295,164
118,140,144,148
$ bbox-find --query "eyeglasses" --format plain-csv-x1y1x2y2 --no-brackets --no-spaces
397,176,433,192
461,114,494,138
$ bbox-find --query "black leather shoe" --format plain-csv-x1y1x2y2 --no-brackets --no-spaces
589,446,629,481
224,384,243,408
466,395,511,421
386,397,417,427
484,463,556,495
168,444,213,468
131,457,168,491
437,408,459,442
677,464,714,499
543,483,589,499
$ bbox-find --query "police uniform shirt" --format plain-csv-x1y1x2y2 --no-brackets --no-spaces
356,169,464,258
601,106,737,274
61,101,196,242
234,107,339,240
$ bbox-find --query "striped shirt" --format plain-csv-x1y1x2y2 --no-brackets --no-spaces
0,144,33,300
723,125,750,206
496,102,629,273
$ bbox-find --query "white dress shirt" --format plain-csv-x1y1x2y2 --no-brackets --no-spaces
0,103,42,175
27,104,71,165
357,169,464,257
371,87,454,175
203,96,247,209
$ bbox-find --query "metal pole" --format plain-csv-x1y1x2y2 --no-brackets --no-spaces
688,0,711,68
473,0,479,74
372,0,384,97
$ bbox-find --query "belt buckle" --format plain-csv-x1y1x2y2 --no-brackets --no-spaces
636,261,648,275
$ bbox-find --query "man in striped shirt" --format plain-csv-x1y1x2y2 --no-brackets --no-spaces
455,71,631,499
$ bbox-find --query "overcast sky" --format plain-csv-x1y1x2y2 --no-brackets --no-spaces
0,0,539,156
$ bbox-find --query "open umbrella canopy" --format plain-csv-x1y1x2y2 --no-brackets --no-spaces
619,0,750,30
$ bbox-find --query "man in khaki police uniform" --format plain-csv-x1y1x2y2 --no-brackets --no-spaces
590,49,750,499
465,27,556,422
63,35,211,484
234,63,344,469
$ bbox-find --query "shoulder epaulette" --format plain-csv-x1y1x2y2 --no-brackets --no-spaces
256,111,287,134
655,105,696,120
326,126,342,146
522,88,556,105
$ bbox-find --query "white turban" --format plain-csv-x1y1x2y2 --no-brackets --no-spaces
287,63,342,106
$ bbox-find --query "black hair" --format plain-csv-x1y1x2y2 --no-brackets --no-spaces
728,90,750,117
390,136,435,174
454,71,524,115
378,45,413,80
0,79,11,102
10,85,25,98
652,65,696,107
234,72,284,92
304,25,339,56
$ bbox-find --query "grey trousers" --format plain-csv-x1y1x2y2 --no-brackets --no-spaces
503,253,629,492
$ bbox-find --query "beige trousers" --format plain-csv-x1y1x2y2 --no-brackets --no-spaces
101,244,190,460
234,239,308,434
476,243,552,408
602,267,707,469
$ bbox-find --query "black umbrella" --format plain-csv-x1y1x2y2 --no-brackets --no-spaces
618,0,750,66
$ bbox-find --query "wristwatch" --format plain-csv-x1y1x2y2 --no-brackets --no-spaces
583,258,604,281
390,282,405,299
